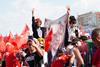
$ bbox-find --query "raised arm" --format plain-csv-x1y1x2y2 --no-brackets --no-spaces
32,8,36,33
32,8,35,25
32,8,34,17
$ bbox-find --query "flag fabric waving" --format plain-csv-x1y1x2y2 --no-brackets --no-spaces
21,24,30,36
0,40,6,53
45,29,53,52
44,13,68,57
19,24,30,49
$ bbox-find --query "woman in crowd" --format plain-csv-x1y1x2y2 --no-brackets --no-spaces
64,16,84,67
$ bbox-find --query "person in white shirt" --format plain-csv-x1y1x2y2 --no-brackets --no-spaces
68,16,80,42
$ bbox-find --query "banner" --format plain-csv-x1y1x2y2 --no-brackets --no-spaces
44,14,68,57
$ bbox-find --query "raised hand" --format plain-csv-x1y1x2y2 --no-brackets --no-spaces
32,41,38,48
32,8,34,16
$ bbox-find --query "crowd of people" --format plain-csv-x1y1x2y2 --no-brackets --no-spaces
0,8,100,67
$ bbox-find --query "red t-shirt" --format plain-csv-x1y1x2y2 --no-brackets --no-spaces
92,48,100,67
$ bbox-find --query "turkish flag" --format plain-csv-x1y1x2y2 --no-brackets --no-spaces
0,40,6,53
18,24,30,49
12,24,30,49
21,24,30,36
0,34,3,41
4,32,14,43
45,29,53,52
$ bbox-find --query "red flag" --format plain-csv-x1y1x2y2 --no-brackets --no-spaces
14,24,30,49
45,29,53,52
4,32,14,43
8,32,14,43
0,40,6,53
9,32,13,38
20,24,30,46
0,34,6,53
4,36,9,43
21,24,30,36
51,54,71,67
20,24,30,47
0,34,3,41
0,52,2,61
17,35,28,49
11,41,19,50
13,34,21,49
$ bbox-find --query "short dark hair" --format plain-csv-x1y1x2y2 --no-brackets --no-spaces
71,38,80,45
91,28,100,41
69,16,76,24
27,36,33,46
28,35,33,40
79,36,88,41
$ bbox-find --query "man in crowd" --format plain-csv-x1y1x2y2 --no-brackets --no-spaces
25,37,44,67
32,8,46,38
91,28,100,67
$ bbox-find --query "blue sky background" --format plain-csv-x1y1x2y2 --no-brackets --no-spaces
0,0,100,36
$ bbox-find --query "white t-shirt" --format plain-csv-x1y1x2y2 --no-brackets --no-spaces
37,27,42,38
68,26,80,41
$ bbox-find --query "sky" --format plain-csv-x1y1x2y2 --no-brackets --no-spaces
0,0,100,36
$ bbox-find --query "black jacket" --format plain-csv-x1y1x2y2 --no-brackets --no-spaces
32,17,46,38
